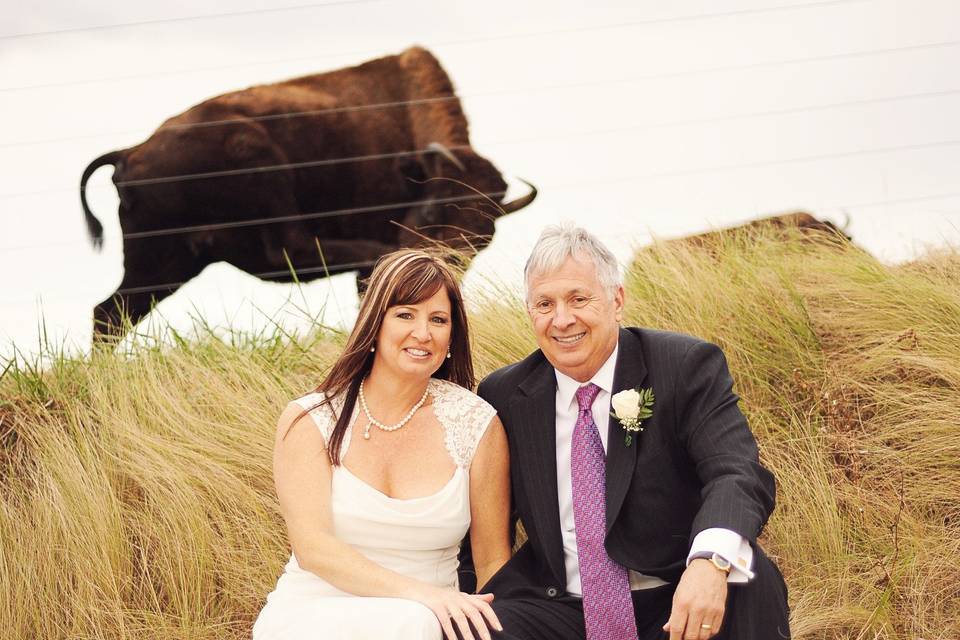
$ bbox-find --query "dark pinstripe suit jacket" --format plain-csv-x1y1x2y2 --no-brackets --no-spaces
472,327,776,597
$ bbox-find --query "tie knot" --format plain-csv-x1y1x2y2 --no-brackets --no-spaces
575,383,601,412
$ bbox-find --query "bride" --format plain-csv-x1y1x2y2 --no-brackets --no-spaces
253,250,511,640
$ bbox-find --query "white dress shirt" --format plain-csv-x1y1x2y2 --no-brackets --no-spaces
554,343,755,596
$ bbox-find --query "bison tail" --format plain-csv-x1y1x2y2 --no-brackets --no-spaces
80,150,123,251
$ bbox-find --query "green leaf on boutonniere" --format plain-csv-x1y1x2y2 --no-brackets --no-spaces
611,386,655,447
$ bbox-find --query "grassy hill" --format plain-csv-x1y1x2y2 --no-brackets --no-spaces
1,228,957,639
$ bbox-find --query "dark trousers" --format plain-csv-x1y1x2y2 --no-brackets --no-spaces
490,549,789,640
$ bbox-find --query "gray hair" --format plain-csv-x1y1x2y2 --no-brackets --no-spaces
524,224,621,299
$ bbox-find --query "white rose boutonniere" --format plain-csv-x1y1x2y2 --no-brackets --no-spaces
610,387,654,447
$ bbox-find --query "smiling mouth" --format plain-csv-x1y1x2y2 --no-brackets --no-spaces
404,347,432,359
553,332,585,345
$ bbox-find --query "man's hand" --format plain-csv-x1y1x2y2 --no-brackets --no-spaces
663,558,728,640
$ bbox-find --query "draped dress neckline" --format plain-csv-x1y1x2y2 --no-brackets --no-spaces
336,464,464,503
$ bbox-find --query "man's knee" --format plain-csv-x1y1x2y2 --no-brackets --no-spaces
722,553,790,639
491,598,585,640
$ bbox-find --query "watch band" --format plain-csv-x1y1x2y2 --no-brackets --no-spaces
709,552,732,574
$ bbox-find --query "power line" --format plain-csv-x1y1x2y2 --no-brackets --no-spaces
115,145,471,188
115,261,379,296
2,139,959,255
0,95,462,148
124,150,960,237
2,188,958,303
4,37,959,149
815,191,960,212
537,140,960,190
0,0,872,93
494,87,960,147
122,191,507,240
0,190,509,253
0,0,379,40
107,89,960,188
3,84,959,201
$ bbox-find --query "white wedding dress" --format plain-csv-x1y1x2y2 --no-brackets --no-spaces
253,378,496,640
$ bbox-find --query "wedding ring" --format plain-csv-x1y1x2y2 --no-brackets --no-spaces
701,623,712,630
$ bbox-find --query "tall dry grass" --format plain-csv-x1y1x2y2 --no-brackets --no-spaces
1,229,958,639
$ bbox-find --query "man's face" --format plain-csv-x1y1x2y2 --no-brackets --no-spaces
527,253,624,382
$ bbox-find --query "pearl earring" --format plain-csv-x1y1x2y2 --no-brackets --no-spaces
370,345,375,352
446,349,451,359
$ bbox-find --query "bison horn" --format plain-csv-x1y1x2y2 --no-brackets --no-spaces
426,142,466,172
840,209,852,233
498,179,538,215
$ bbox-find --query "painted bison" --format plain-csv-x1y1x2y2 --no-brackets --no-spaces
678,211,851,249
80,46,536,342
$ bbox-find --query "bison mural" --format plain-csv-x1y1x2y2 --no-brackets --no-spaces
678,212,851,250
80,46,536,342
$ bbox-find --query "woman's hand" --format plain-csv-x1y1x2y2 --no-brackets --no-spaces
411,585,503,640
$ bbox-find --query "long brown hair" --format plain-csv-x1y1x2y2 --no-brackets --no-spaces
307,249,474,465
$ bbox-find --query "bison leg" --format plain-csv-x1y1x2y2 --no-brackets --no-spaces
92,237,206,346
92,287,180,346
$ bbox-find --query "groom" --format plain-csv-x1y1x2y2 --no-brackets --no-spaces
473,225,789,639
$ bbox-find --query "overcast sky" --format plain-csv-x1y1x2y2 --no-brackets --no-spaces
2,0,958,360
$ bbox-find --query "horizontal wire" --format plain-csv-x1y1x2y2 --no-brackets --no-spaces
0,0,871,93
4,84,960,201
5,37,959,150
0,0,379,40
116,145,470,188
814,191,960,212
535,139,960,190
122,190,506,239
115,260,379,295
112,178,960,247
490,87,960,147
1,95,462,148
2,188,958,303
2,140,960,255
111,88,960,188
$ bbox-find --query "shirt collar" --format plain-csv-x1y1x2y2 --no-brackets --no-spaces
555,341,620,409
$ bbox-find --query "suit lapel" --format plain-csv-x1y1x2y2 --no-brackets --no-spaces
605,328,648,534
511,358,567,587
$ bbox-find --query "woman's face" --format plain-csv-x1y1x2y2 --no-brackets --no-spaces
373,286,453,380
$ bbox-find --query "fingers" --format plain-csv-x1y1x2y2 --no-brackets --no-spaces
664,603,685,640
434,594,501,640
686,610,706,640
462,600,492,640
473,593,503,634
448,604,476,640
696,594,725,638
697,610,717,640
663,602,725,640
706,608,725,638
434,605,457,640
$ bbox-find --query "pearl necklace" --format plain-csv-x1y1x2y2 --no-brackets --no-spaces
358,378,429,440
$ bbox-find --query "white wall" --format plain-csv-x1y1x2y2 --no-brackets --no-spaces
1,0,958,358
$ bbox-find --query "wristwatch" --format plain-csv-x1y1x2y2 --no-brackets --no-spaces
709,552,732,574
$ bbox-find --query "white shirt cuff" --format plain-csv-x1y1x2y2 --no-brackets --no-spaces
687,528,755,583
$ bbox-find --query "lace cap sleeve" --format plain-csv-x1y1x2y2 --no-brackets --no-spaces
430,379,498,469
291,392,340,445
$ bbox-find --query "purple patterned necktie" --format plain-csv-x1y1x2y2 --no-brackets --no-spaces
571,383,638,640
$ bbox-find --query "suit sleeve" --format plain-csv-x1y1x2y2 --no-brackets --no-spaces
673,340,776,546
